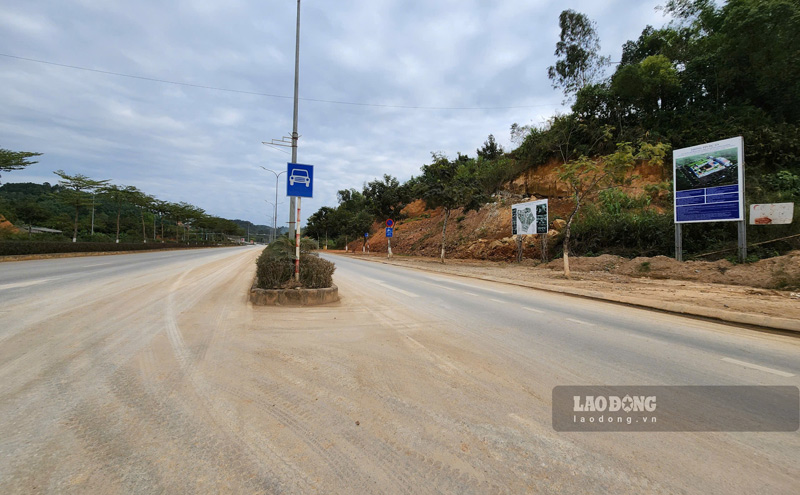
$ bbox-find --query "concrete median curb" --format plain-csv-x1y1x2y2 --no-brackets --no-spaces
339,255,800,334
249,279,340,306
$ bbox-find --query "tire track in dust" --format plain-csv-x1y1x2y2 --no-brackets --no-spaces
157,250,318,492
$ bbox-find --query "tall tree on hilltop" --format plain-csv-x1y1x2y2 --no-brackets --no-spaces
547,10,609,100
477,134,504,160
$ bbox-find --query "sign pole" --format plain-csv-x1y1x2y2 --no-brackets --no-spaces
738,220,747,262
387,238,392,259
295,197,301,281
675,223,683,262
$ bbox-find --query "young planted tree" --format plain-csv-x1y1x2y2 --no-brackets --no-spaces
1,148,41,184
557,142,669,278
129,189,155,243
53,170,109,242
101,184,140,243
419,153,487,263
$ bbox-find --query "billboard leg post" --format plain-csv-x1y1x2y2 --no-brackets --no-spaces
516,235,523,263
675,224,683,262
738,220,747,262
541,233,548,262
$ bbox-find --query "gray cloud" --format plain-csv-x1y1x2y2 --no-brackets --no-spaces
1,0,665,226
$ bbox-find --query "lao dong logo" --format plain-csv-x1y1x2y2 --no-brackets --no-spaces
573,395,656,413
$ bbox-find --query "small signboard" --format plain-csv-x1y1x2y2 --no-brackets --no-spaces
386,227,393,238
386,219,394,228
364,232,369,237
286,163,314,198
512,199,549,235
750,203,794,225
673,137,744,223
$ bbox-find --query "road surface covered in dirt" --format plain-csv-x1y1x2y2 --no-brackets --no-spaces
1,247,798,494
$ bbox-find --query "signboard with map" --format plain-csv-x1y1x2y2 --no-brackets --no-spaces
512,199,548,235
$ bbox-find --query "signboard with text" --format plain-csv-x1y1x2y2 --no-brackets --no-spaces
673,137,744,223
750,203,794,225
511,199,548,235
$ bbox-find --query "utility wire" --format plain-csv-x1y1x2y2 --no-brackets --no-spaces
1,52,550,111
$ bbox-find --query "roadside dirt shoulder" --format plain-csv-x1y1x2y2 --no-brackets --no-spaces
330,251,800,330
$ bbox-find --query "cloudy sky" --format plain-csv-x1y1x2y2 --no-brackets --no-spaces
1,0,668,226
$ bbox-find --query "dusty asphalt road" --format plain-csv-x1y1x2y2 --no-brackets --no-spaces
0,246,798,494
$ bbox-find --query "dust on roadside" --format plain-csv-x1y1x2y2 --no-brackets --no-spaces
330,250,800,322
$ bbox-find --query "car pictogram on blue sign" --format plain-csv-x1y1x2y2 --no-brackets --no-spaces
286,163,313,198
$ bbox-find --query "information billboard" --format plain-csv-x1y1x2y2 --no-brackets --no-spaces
511,199,548,235
673,137,744,223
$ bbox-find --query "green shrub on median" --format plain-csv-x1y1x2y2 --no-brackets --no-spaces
255,236,335,289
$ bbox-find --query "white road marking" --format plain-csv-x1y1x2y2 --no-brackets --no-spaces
523,307,544,314
566,318,594,326
82,262,112,267
462,292,478,297
376,283,420,298
489,298,507,304
418,281,456,291
0,278,59,291
429,278,507,294
721,358,795,377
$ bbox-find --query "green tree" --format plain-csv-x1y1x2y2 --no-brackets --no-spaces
557,142,669,277
547,10,608,99
128,187,155,243
0,148,41,184
363,174,408,220
53,170,109,242
611,55,680,114
101,184,140,243
16,198,49,238
419,153,487,263
476,134,504,160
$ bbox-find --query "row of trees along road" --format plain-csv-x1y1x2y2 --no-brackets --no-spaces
1,159,244,243
304,135,511,259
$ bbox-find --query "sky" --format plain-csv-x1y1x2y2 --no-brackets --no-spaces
0,0,669,227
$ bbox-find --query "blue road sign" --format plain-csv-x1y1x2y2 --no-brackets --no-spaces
287,163,313,198
386,227,393,238
386,219,394,228
364,232,369,237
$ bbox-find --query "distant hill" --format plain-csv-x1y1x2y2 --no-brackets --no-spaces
232,219,286,237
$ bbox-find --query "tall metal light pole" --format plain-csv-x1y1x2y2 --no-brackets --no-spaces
262,1,302,279
260,166,286,243
289,0,301,245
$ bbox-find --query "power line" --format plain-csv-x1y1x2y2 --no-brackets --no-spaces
1,52,551,111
